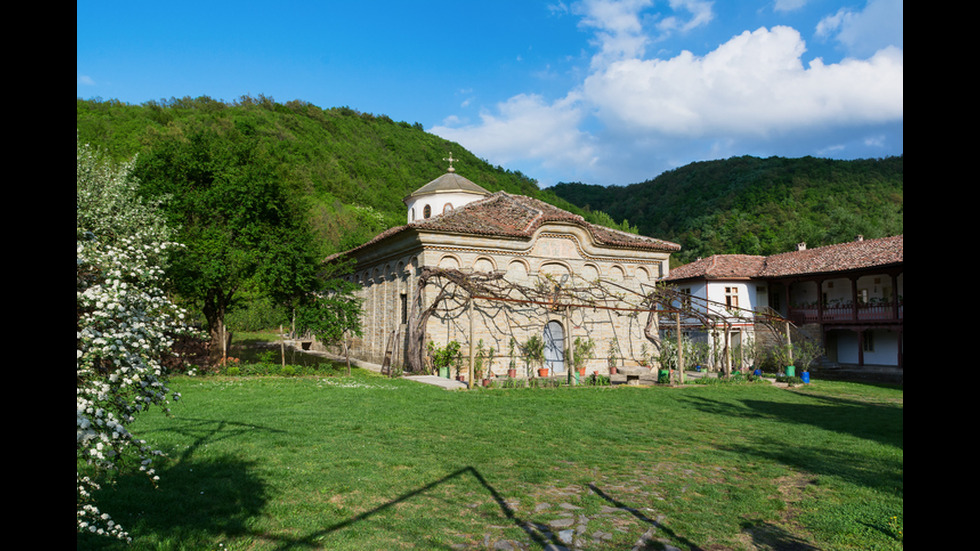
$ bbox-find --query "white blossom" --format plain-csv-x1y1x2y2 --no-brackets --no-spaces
77,139,198,542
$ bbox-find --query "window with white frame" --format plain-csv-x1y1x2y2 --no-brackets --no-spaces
725,286,739,310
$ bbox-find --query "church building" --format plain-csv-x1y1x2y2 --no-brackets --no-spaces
334,161,681,379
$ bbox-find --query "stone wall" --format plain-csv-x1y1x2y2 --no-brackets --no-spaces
338,227,671,378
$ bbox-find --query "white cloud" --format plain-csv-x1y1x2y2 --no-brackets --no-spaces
656,0,715,34
816,0,903,57
78,75,96,86
773,0,808,12
431,93,597,174
583,26,902,137
433,2,902,186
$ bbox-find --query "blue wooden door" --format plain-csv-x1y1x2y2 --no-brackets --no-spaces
543,321,565,374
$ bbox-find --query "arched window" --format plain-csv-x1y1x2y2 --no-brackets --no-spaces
423,204,431,219
410,207,415,222
443,203,453,214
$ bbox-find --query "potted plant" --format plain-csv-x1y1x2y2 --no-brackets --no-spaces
572,336,596,378
522,335,546,378
484,345,495,386
607,338,619,375
429,340,461,379
474,339,485,384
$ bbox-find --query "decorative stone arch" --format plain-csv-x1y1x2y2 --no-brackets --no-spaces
538,260,572,278
635,265,651,281
472,255,497,273
438,253,461,270
607,264,626,281
506,258,529,279
581,262,601,282
443,203,454,214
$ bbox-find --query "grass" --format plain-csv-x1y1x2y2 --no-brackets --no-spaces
79,365,902,550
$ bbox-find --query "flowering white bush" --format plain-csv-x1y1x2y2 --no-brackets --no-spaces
77,140,194,541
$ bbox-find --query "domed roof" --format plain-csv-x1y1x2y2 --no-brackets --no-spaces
404,170,491,202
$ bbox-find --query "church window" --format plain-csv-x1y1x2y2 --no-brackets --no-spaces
443,203,453,214
423,204,431,218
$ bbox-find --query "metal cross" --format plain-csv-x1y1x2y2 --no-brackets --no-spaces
443,152,457,172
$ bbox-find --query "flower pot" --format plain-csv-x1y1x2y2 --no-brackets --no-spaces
482,378,491,387
658,368,670,384
577,367,586,376
801,372,810,384
507,368,517,378
439,367,449,378
785,365,796,378
537,368,549,377
609,366,618,375
753,368,762,376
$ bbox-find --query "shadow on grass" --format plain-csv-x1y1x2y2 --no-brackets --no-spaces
738,520,822,551
679,390,903,449
679,393,903,497
77,453,268,550
588,483,704,550
271,466,567,550
79,417,281,550
265,468,709,551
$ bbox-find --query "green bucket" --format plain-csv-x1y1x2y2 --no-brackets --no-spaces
439,367,450,378
785,365,796,377
658,368,670,384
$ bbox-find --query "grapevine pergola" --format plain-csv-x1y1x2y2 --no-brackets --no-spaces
405,266,800,386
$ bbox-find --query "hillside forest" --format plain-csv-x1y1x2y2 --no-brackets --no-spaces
77,95,902,331
551,155,903,265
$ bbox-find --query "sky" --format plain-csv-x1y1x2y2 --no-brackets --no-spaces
77,0,903,188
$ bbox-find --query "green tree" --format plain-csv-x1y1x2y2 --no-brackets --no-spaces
294,265,363,375
133,122,319,361
77,138,193,541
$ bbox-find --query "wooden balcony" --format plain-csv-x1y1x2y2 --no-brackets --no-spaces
789,301,903,325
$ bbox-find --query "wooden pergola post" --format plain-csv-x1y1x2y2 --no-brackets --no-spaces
676,312,684,384
468,297,475,389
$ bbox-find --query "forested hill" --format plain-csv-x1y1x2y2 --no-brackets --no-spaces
77,96,629,257
551,155,903,265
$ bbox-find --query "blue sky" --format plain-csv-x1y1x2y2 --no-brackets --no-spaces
77,0,903,188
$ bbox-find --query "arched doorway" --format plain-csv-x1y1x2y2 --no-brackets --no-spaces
543,321,565,374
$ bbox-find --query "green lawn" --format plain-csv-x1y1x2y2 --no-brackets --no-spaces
79,369,903,550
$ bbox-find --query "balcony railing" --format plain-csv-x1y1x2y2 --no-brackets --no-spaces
789,302,903,324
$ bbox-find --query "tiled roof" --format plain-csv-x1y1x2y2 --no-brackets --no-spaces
759,234,903,277
665,235,903,281
341,191,681,257
665,254,767,281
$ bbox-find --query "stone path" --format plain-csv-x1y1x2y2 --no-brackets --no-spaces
451,498,682,551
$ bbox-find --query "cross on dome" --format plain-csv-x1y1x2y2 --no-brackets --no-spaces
443,152,458,172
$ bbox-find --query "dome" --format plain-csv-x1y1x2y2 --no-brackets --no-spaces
403,158,491,223
403,171,491,201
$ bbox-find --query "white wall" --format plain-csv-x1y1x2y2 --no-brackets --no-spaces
406,191,485,223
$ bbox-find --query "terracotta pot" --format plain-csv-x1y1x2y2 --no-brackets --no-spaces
577,367,586,376
537,368,549,377
507,368,517,378
609,366,618,375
